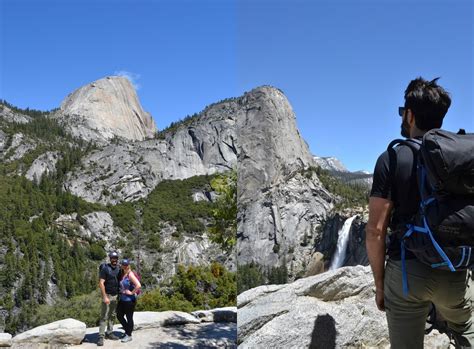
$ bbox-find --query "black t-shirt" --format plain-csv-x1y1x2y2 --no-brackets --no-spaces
99,263,120,295
370,140,422,259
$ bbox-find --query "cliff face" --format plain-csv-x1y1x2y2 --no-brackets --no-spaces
236,87,336,276
237,87,314,202
57,76,157,143
64,98,238,205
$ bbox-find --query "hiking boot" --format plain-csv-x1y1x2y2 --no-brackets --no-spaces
105,332,120,340
121,334,132,343
97,337,104,346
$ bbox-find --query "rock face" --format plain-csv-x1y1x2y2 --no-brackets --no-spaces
0,333,12,347
192,307,237,323
0,133,36,163
133,311,201,330
54,212,120,249
237,86,335,275
0,105,31,124
0,130,7,151
25,151,60,182
64,98,238,205
143,222,236,282
344,214,369,267
57,76,157,143
12,318,86,346
237,87,314,202
237,266,451,348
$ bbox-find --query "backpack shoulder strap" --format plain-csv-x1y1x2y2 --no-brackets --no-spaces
388,138,421,153
386,138,422,211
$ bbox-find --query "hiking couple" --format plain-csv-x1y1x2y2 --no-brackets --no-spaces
367,77,473,348
97,251,141,346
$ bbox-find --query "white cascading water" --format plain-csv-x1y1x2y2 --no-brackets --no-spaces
329,215,357,270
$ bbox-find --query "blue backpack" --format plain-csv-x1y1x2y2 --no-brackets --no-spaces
388,129,474,296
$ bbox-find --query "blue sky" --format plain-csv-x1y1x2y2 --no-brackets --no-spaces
237,0,473,171
1,0,472,172
0,0,237,129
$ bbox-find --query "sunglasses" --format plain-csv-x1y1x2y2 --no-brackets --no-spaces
398,106,406,117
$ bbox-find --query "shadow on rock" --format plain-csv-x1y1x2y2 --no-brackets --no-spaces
81,329,124,344
147,323,237,349
309,314,336,349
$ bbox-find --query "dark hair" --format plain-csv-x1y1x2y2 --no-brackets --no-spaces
404,77,451,131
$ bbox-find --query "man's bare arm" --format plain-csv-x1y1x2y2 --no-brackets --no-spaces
98,278,109,304
366,197,393,309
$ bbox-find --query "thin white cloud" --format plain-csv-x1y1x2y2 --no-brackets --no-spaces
114,70,141,90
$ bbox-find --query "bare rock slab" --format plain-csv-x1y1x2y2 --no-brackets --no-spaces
0,333,12,347
133,311,201,330
192,307,237,323
12,318,86,345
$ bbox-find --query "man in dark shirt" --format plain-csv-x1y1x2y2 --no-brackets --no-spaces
97,251,121,346
366,77,473,348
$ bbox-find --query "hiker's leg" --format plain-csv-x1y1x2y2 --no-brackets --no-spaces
124,301,136,336
116,301,128,333
98,301,109,338
384,259,432,349
107,295,118,334
433,270,474,347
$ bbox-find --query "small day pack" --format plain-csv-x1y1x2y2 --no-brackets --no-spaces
130,270,142,296
388,129,474,295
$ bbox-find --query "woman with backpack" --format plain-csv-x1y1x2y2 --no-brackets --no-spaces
117,258,141,343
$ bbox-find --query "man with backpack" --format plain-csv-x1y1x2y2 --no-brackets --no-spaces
366,77,473,348
97,251,121,346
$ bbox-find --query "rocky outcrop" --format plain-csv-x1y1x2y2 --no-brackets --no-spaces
237,266,451,348
0,130,7,151
56,76,157,143
25,151,60,182
237,86,335,275
64,98,238,205
54,212,120,247
142,222,236,282
133,311,201,330
0,105,31,124
1,133,36,162
192,307,237,323
12,318,86,346
0,333,12,347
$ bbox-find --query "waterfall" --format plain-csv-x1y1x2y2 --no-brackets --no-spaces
329,215,357,270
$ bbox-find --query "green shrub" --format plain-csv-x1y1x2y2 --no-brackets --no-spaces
137,263,236,312
142,176,214,235
302,166,369,209
31,292,101,328
89,243,106,260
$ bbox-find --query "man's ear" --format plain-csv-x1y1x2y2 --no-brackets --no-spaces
407,109,416,126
